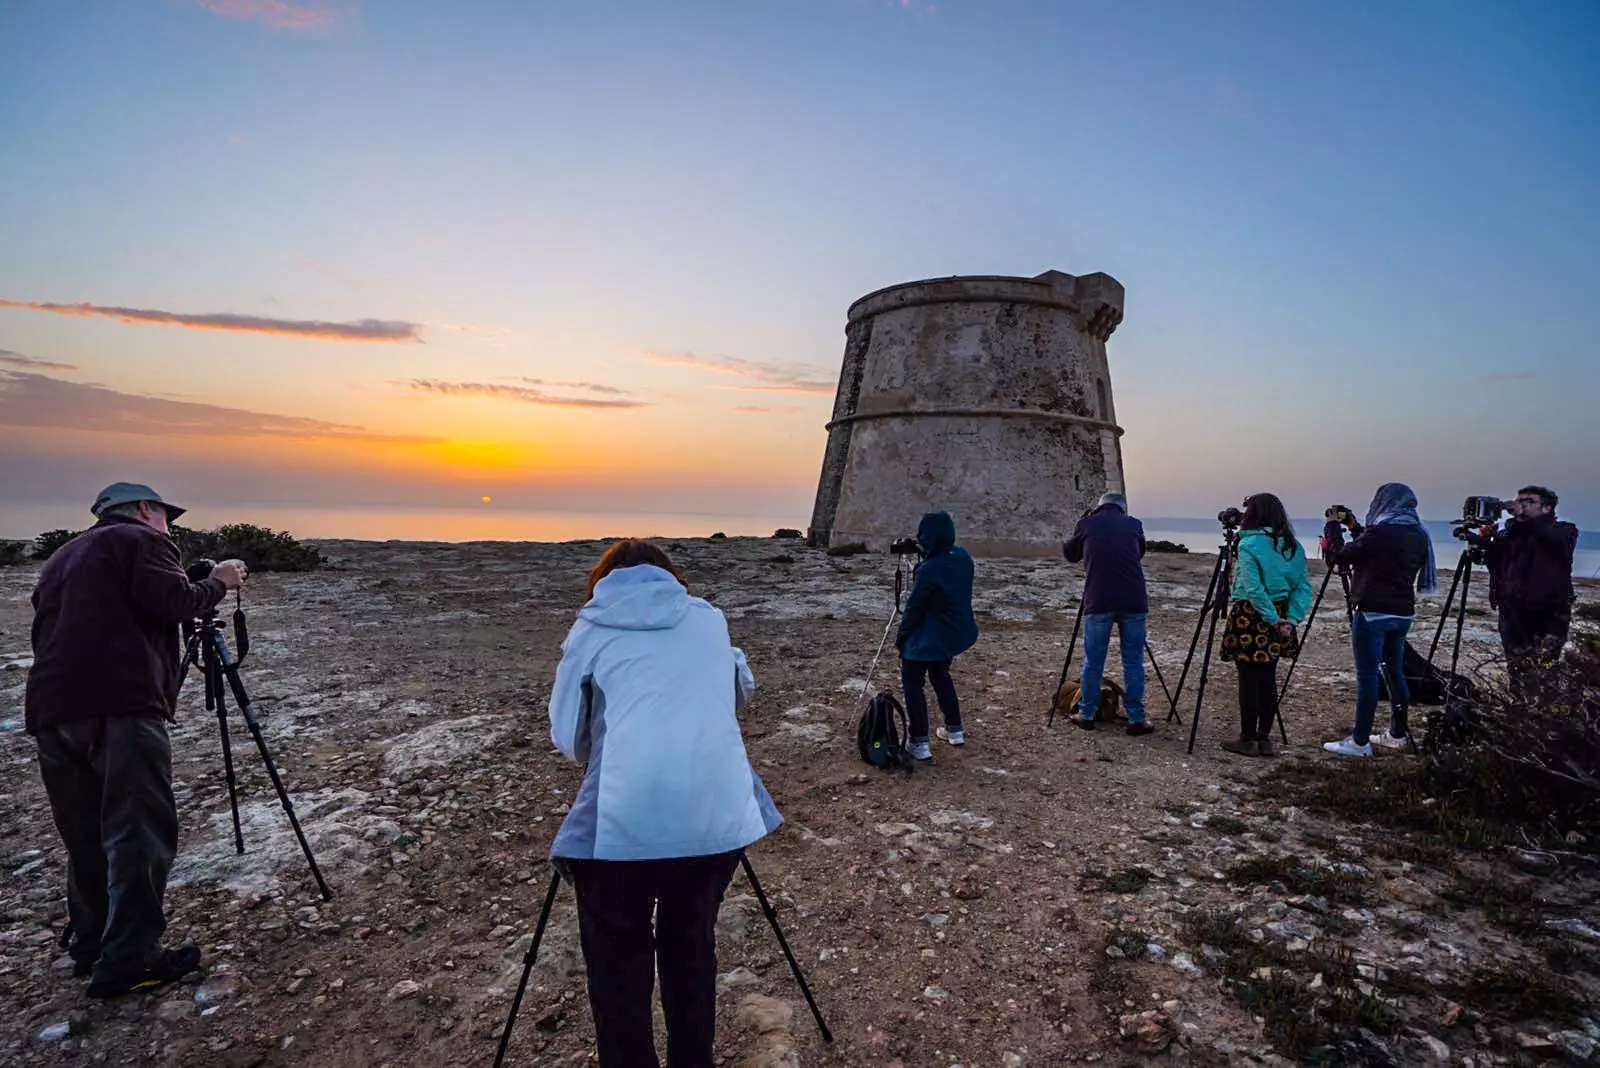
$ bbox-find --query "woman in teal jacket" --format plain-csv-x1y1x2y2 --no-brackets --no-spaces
1219,493,1313,756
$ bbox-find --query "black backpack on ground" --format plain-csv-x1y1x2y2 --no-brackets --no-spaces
858,691,915,774
1378,641,1458,706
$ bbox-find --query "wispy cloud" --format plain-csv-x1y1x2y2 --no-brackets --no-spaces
196,0,346,33
642,349,835,396
732,404,803,414
402,379,649,409
0,370,439,443
0,348,76,371
1480,371,1537,384
0,300,420,343
511,376,633,397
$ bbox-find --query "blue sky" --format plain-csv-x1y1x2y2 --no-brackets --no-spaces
1,0,1597,531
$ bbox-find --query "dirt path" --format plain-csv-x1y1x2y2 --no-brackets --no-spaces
2,537,1592,1067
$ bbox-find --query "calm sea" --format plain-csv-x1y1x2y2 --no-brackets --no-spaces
5,504,1598,577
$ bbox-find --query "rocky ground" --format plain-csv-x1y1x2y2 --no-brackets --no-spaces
1,537,1597,1067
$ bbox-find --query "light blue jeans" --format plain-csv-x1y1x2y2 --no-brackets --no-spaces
1079,612,1147,723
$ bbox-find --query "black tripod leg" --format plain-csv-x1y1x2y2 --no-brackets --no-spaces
1428,553,1468,664
210,632,333,900
1170,550,1226,722
1447,565,1472,686
1047,596,1087,727
1277,565,1334,707
209,662,247,856
1146,643,1178,723
1185,598,1228,755
740,853,832,1043
494,871,562,1068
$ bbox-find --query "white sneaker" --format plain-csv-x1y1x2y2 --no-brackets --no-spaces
1372,730,1410,750
936,726,965,747
1322,737,1374,758
909,740,932,761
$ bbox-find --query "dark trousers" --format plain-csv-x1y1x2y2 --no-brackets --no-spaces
1499,601,1571,703
1235,661,1279,740
567,851,740,1068
35,713,178,981
901,658,961,743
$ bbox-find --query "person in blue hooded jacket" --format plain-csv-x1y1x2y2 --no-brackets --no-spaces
895,511,980,760
546,539,782,1068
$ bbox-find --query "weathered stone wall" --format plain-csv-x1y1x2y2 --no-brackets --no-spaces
808,270,1125,557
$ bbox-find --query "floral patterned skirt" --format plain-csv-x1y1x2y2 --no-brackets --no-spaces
1219,599,1298,664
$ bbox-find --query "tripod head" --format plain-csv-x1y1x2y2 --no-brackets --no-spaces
183,557,250,665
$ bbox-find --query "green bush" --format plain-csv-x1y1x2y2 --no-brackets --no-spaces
175,523,323,572
30,529,81,561
1145,539,1190,554
0,541,28,567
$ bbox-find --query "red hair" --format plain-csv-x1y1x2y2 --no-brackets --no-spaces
585,539,687,601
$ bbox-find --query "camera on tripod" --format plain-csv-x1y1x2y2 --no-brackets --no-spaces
1325,505,1353,522
1217,507,1243,530
889,537,921,556
1460,496,1506,525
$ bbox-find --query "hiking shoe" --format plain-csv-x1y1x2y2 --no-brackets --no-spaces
1125,721,1155,737
1322,737,1373,759
87,945,202,999
1372,730,1410,751
1070,715,1096,731
1255,735,1276,757
1220,737,1259,756
936,726,965,747
908,740,933,761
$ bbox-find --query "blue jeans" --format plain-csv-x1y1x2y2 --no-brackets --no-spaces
1351,612,1411,745
1079,611,1147,723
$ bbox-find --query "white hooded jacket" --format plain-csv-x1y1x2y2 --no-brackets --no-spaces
547,563,782,860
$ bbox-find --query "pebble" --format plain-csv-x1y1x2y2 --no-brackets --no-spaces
37,1021,72,1042
922,986,950,1003
387,978,421,1000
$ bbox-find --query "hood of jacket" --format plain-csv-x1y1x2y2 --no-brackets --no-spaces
1238,527,1301,559
578,564,689,630
917,511,957,557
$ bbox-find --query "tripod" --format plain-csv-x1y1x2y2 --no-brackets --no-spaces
178,593,332,901
1276,562,1353,706
1427,544,1484,692
858,554,913,704
1045,589,1176,727
493,853,833,1067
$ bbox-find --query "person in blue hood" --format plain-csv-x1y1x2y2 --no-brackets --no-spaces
546,539,782,1068
895,511,980,760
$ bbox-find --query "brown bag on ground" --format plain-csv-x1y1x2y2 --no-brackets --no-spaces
1054,677,1126,720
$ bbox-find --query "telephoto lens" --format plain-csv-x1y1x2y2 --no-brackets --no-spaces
1217,507,1244,528
890,537,921,555
186,558,218,583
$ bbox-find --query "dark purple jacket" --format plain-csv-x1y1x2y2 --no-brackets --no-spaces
1484,514,1579,612
1063,505,1148,615
26,516,227,734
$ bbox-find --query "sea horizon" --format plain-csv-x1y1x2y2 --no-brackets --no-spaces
5,501,1598,577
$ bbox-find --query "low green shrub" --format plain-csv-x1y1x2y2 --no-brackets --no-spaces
30,529,80,561
0,541,28,567
174,523,323,572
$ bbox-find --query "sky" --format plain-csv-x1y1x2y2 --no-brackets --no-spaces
2,0,1598,536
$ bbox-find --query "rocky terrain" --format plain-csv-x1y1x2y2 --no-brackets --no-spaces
2,536,1597,1067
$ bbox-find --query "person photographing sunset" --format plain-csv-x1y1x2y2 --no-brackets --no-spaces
26,483,247,998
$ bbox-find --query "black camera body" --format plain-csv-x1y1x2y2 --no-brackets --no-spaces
1325,505,1352,522
186,557,218,584
1461,496,1506,525
1217,507,1244,530
889,537,921,556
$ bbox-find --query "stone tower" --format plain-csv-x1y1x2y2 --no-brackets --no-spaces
808,269,1126,557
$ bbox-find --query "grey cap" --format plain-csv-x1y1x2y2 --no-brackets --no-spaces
1098,491,1128,512
91,482,187,521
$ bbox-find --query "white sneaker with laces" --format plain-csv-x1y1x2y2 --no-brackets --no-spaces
936,726,965,747
909,740,932,761
1372,730,1410,750
1322,737,1374,758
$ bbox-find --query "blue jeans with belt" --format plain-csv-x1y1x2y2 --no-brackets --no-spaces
1351,611,1411,745
1080,611,1147,723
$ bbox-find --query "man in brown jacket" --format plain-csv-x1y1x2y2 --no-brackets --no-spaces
26,482,246,998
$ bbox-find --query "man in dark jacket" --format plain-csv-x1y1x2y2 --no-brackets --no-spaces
26,482,246,998
896,511,979,760
1062,492,1154,734
1475,485,1579,698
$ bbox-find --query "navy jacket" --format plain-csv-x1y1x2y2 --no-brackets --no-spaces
896,511,979,663
27,516,227,734
1063,504,1148,614
1331,523,1431,616
1484,515,1579,611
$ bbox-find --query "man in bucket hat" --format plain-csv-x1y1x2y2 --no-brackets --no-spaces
26,483,247,997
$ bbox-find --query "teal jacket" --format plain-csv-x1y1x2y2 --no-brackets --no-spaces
1230,528,1313,625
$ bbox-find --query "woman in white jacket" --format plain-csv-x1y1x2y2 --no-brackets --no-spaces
547,539,782,1068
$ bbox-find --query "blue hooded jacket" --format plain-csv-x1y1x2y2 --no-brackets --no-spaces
896,511,979,662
